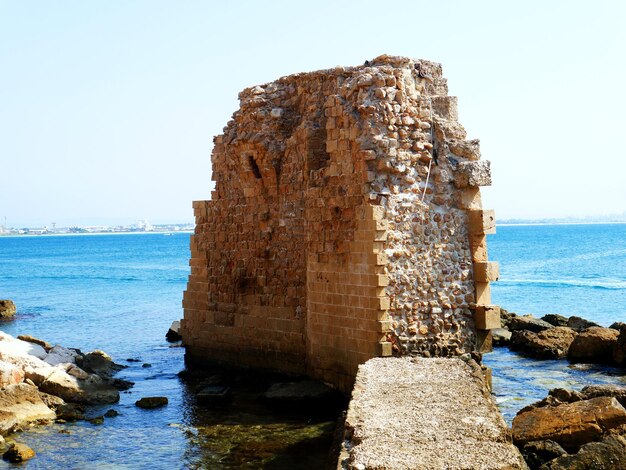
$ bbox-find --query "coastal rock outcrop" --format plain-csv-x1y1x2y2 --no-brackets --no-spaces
0,383,56,435
539,433,626,469
512,396,626,451
508,315,554,333
541,314,568,327
567,327,619,364
567,316,600,332
509,327,576,359
613,324,626,366
0,300,16,318
0,331,126,436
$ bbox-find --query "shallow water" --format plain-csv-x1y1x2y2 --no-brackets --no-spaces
0,233,336,468
484,223,626,423
1,224,625,464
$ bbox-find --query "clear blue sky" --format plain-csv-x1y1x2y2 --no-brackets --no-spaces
1,0,624,227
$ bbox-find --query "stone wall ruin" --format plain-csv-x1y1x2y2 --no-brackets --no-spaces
181,55,499,392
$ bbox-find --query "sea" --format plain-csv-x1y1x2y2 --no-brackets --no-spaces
0,223,624,467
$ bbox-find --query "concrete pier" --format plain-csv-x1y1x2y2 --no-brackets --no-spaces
339,357,527,469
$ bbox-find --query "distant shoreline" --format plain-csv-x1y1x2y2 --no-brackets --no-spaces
0,230,194,238
497,221,626,227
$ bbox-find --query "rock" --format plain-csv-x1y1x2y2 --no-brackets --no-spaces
0,300,16,318
512,396,626,451
263,380,337,410
142,363,152,368
135,397,168,409
541,314,569,327
453,160,491,188
581,385,626,408
567,316,600,332
37,368,120,405
539,434,626,469
77,350,124,379
567,327,619,364
0,332,47,360
508,315,554,333
43,345,81,366
521,440,568,469
0,361,24,387
104,409,118,418
0,383,56,435
609,322,626,331
492,328,512,345
613,324,626,366
55,403,85,421
17,335,53,352
196,385,231,405
500,309,515,329
509,327,577,359
549,388,584,404
2,442,35,462
166,320,182,342
38,392,64,409
88,416,104,425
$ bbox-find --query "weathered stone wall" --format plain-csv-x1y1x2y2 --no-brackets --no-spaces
181,55,498,391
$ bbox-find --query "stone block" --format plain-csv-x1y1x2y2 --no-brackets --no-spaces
378,320,392,333
457,187,482,210
475,282,491,305
476,329,493,353
431,96,458,120
473,305,501,330
454,161,492,188
468,209,496,235
378,341,392,357
449,138,481,160
473,262,500,282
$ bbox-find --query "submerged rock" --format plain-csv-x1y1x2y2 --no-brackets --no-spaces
2,442,35,462
513,396,626,451
135,396,168,409
264,380,335,403
0,383,56,435
567,327,619,364
196,385,231,405
509,327,577,359
0,300,16,319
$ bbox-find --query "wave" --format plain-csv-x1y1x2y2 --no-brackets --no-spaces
499,277,626,290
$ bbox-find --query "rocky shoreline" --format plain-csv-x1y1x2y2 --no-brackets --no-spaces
492,308,626,468
494,309,625,366
0,331,131,462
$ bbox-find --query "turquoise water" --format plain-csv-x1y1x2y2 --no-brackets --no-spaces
0,233,335,468
0,224,624,464
485,223,626,421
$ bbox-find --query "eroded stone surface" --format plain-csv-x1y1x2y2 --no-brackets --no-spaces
341,357,526,469
512,396,626,451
